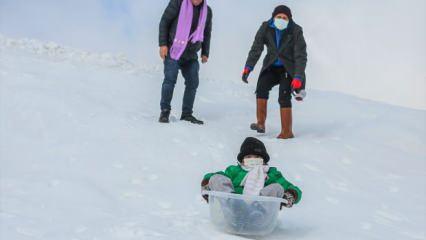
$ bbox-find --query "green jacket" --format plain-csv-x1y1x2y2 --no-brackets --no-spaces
203,165,302,204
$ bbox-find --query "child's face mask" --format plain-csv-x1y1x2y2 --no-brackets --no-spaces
243,157,264,168
274,18,289,30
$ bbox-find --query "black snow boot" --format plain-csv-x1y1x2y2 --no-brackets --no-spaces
159,110,170,123
180,113,204,125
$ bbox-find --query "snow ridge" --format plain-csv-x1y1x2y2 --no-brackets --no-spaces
0,34,160,73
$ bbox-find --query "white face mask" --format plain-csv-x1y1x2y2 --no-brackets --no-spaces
243,157,264,168
274,18,289,30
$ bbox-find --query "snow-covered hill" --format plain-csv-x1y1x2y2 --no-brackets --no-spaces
1,36,425,240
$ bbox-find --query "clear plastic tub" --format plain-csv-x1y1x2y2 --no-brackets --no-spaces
202,191,286,236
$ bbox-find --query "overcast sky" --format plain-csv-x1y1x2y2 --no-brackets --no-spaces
1,0,425,109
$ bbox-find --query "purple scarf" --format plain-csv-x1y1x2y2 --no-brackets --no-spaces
170,0,208,60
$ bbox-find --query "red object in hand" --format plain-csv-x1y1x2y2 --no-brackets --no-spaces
291,79,302,89
242,67,251,75
242,66,252,83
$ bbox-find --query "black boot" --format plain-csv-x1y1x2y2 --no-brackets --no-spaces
180,113,204,125
158,110,170,123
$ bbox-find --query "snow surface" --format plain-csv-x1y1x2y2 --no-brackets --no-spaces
1,35,425,240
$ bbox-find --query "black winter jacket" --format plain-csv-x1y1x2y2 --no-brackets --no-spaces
245,20,307,84
159,0,213,61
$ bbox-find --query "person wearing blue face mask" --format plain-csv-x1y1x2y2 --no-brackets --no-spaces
242,5,307,139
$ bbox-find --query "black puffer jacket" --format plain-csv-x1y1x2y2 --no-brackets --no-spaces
159,0,213,61
245,19,307,84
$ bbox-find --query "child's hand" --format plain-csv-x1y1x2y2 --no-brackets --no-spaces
281,191,296,209
201,179,209,203
201,179,209,188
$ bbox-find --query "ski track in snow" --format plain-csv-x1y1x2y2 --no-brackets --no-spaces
1,35,426,240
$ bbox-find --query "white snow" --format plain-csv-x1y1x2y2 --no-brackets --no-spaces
1,36,425,240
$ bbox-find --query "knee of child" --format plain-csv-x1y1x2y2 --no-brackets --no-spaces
260,183,284,198
209,174,234,192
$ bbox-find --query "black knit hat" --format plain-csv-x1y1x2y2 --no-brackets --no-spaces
272,5,292,19
237,137,270,163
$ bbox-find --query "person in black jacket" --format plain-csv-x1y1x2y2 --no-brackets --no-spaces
242,5,307,139
158,0,213,124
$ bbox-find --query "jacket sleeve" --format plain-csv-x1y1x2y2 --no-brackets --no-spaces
159,0,180,47
270,169,302,204
201,7,213,57
245,23,266,68
293,27,308,82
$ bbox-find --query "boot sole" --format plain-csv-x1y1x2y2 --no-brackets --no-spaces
181,119,204,125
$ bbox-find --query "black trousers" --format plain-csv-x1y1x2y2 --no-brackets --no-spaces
256,66,292,108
